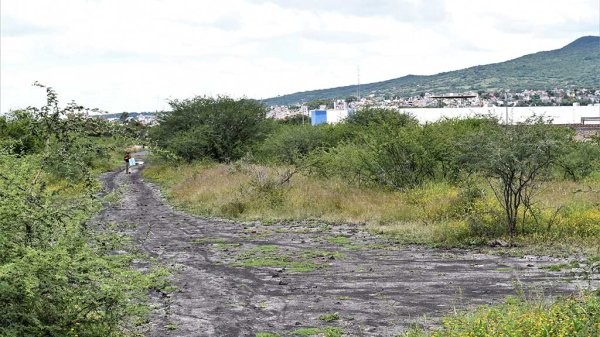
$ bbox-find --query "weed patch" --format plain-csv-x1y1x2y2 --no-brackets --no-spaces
325,235,353,245
318,312,340,322
230,245,342,273
403,292,600,337
293,327,344,337
255,332,280,337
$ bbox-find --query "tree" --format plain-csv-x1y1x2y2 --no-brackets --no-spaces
150,96,270,162
279,114,310,125
345,108,417,129
462,118,570,237
119,111,129,123
305,99,333,110
345,96,358,103
255,124,345,165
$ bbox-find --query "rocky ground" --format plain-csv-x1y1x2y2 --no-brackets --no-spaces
92,162,593,337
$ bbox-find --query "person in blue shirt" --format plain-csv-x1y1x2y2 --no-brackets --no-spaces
124,151,131,174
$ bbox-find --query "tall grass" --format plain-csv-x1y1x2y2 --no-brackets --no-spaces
143,160,600,254
144,161,421,222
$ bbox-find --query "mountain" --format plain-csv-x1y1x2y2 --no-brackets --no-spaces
262,36,600,106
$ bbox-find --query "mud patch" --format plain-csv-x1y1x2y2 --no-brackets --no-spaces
92,162,596,337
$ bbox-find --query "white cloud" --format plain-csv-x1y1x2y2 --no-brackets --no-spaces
1,0,598,112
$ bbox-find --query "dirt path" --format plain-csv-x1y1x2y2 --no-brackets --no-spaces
93,164,592,337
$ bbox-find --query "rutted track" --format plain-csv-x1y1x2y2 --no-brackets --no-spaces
92,164,591,337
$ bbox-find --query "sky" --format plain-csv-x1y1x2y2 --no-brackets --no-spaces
1,0,599,113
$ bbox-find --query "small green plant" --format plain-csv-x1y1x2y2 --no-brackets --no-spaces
292,327,322,336
213,243,242,250
102,188,123,204
318,312,340,322
322,327,344,337
542,259,582,272
230,245,342,272
325,235,353,245
495,267,514,272
293,327,344,337
255,332,280,337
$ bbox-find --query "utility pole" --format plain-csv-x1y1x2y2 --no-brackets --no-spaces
505,90,509,125
357,65,361,100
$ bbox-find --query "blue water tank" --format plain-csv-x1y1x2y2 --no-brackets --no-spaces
311,110,327,125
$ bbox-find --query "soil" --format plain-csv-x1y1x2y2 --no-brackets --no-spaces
92,161,595,337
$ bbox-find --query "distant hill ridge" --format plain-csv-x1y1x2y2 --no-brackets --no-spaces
262,36,600,106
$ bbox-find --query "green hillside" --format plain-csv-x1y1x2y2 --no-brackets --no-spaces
262,36,600,106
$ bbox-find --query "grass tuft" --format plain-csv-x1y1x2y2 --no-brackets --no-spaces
318,312,340,322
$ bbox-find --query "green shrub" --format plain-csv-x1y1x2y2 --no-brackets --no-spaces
446,184,486,218
255,124,347,165
422,117,498,181
346,108,417,128
556,138,600,181
0,110,44,155
360,126,434,189
150,96,271,162
0,85,169,337
304,141,373,185
405,292,600,337
220,200,246,217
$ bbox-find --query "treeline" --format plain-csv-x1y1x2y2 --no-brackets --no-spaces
151,96,600,237
0,85,167,337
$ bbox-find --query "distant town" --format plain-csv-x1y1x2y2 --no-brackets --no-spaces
99,88,600,126
267,88,600,120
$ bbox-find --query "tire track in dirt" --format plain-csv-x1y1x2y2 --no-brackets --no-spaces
93,164,592,337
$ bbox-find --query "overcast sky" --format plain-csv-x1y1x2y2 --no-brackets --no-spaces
1,0,599,113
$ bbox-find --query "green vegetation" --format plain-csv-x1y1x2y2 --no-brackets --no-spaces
150,96,271,163
293,327,344,336
1,84,167,336
229,244,341,273
325,236,353,245
137,65,600,335
255,332,280,337
403,292,600,337
292,328,323,336
461,118,571,236
146,105,599,255
304,98,334,110
318,312,340,322
4,69,597,336
263,36,600,106
254,123,350,165
165,322,178,331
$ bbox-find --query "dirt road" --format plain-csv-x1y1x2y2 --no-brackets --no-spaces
93,164,590,337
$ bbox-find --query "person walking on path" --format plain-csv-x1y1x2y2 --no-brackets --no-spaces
124,151,131,174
